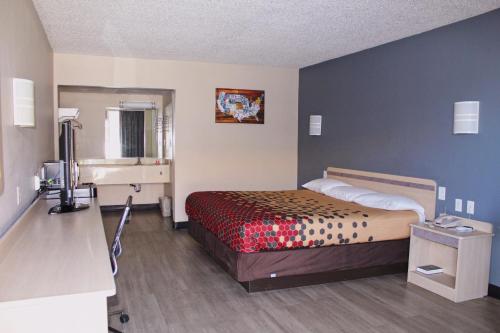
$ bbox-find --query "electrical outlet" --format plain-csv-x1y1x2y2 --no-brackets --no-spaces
467,200,475,215
455,198,462,212
438,186,446,201
16,186,21,206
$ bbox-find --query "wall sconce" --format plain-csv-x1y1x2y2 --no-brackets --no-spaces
454,101,479,134
13,78,35,127
309,115,322,136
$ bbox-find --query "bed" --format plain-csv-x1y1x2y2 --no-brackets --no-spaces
186,167,436,292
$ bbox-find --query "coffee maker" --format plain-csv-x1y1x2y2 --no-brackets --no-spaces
48,120,89,214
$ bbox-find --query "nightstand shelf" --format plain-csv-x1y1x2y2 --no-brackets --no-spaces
407,218,493,303
411,270,456,288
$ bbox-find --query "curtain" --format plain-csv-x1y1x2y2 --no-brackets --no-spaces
120,111,144,157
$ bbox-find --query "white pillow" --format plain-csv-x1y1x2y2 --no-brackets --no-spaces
354,193,426,222
323,186,377,202
302,178,351,193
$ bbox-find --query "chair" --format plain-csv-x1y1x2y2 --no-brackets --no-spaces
108,195,133,333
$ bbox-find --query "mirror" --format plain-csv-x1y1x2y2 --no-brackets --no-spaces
105,108,163,159
0,78,3,193
58,86,173,162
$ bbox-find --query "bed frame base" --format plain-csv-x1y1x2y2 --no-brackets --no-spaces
189,218,410,293
240,262,408,293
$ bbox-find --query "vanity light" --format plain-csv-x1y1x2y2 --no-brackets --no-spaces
453,101,479,134
309,115,322,136
13,78,35,127
119,101,156,110
58,108,80,121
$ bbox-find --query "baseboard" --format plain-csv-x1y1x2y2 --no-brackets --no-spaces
172,221,188,229
100,203,160,212
489,283,500,300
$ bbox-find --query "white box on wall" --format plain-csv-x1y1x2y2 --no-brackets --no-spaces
453,101,479,134
309,115,322,136
13,78,35,127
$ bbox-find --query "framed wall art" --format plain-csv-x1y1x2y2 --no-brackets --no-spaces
215,88,265,124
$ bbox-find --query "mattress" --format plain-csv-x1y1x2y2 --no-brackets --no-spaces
185,190,418,253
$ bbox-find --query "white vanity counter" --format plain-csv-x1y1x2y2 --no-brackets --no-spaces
78,160,171,206
79,163,170,185
79,158,169,166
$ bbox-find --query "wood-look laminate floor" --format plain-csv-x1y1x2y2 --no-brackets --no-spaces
103,209,500,333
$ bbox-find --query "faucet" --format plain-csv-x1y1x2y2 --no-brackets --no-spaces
129,184,142,192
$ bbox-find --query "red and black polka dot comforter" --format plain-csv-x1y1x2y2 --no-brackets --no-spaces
185,190,418,253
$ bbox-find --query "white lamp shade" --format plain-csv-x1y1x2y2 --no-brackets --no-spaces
13,78,35,127
309,115,322,136
454,101,479,134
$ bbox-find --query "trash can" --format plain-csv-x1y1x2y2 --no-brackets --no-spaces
159,196,172,217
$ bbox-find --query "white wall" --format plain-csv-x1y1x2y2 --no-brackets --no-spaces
54,54,299,222
0,0,53,235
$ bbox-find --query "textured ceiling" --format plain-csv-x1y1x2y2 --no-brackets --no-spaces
32,0,500,68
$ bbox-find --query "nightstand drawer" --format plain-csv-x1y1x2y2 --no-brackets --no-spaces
412,228,459,248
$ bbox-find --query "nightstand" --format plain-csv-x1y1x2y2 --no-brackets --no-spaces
407,218,493,302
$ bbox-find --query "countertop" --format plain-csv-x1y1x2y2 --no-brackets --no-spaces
0,197,115,307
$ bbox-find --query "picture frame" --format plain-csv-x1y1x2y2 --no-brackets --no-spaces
215,88,265,124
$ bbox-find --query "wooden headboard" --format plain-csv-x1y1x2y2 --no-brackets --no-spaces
327,167,437,221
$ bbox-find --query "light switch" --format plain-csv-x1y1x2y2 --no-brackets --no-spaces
455,199,462,212
466,201,475,215
438,187,446,201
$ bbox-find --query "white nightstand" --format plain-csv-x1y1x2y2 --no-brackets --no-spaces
407,217,493,302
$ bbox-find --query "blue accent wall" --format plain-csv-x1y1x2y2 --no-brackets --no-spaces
298,9,500,286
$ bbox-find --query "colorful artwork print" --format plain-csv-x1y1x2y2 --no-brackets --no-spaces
215,88,265,124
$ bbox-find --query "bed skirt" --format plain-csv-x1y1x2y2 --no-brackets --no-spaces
188,219,409,291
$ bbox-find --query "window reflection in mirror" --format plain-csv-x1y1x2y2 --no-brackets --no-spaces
105,107,163,159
